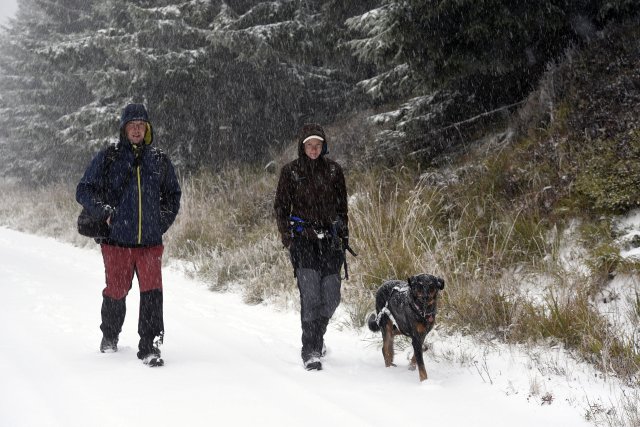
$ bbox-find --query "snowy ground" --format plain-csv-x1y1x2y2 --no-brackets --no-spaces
0,227,628,427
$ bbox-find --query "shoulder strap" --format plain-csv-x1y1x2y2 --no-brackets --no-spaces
102,145,118,177
100,144,132,207
149,147,169,182
329,162,337,178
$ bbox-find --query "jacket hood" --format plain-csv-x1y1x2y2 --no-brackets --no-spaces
119,103,153,145
297,123,327,158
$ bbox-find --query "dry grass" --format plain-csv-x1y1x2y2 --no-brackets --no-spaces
1,156,639,385
161,166,298,307
340,161,640,385
0,178,94,248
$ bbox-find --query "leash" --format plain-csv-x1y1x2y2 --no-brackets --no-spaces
342,238,357,280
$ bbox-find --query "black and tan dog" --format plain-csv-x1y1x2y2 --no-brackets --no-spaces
367,273,445,381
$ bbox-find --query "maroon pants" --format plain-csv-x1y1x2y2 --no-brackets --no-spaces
101,244,164,300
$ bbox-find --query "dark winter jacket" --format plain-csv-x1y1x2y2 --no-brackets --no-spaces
274,124,348,246
76,105,181,247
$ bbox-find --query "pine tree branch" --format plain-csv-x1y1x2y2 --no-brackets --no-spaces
433,100,525,134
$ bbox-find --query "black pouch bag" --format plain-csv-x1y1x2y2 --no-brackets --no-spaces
77,145,121,239
77,207,110,238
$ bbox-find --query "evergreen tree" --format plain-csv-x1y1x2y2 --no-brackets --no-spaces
0,0,368,181
345,0,640,162
0,0,99,182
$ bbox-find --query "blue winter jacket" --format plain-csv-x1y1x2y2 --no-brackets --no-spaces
76,125,181,247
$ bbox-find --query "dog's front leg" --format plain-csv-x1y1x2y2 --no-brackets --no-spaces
412,337,428,381
408,342,430,371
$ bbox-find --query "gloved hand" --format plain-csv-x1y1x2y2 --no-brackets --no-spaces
334,217,348,240
103,205,115,224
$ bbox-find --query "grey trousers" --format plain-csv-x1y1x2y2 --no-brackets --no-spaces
297,268,341,322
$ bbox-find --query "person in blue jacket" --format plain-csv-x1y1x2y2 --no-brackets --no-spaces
76,103,181,366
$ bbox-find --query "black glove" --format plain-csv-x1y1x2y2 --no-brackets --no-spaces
333,217,348,239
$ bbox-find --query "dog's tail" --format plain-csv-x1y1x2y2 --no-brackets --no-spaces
367,312,380,332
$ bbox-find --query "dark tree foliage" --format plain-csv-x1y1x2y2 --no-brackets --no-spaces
0,0,100,181
1,0,638,182
392,0,639,107
346,0,640,162
0,0,368,183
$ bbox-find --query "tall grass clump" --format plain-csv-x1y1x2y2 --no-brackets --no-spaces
347,167,448,286
345,158,553,333
341,166,449,325
166,166,296,306
0,178,91,247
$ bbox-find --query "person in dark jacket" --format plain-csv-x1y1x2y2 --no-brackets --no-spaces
76,103,181,366
274,123,349,371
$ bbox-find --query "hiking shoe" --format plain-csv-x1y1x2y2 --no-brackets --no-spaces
136,344,161,360
100,336,118,353
137,336,162,360
304,355,322,371
141,353,164,367
138,345,164,367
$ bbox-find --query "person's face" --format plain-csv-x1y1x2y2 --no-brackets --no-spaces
125,120,147,145
303,138,323,160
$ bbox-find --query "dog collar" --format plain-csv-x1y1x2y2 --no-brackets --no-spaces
413,302,436,322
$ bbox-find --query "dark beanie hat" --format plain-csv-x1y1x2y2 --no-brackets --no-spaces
120,104,149,130
297,123,328,157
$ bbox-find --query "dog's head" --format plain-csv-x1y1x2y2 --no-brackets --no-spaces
407,274,445,313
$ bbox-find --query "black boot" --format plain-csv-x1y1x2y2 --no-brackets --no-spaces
316,317,329,357
100,336,119,353
99,296,126,352
137,335,163,367
301,320,322,370
138,289,164,343
137,290,164,366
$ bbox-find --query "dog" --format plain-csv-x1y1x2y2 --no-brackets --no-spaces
367,273,445,381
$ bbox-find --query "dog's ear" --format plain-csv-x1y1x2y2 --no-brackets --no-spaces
407,276,414,287
436,277,445,290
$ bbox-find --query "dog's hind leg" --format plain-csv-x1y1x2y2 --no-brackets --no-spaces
382,321,396,367
408,354,417,371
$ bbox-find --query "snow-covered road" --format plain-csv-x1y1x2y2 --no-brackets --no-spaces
0,228,614,426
